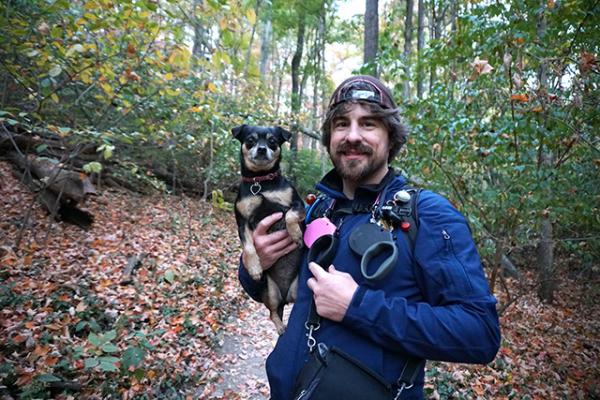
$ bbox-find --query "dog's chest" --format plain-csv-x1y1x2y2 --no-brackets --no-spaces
236,186,295,220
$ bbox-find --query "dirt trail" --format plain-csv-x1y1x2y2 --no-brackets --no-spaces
207,297,291,399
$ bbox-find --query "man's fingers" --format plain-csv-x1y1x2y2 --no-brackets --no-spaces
270,241,298,260
254,212,283,235
308,262,327,280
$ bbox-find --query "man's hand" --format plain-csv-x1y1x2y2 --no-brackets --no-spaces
252,212,299,271
306,262,359,322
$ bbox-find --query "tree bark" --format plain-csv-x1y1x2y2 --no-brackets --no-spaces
259,5,273,79
290,7,306,161
192,0,209,59
244,0,261,79
364,0,379,77
403,0,414,99
535,1,555,303
416,0,425,98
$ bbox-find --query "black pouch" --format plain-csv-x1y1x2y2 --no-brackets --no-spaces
292,343,392,400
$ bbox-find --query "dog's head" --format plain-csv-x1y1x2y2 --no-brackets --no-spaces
232,124,292,173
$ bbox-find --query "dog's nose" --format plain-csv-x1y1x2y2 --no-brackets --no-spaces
257,146,267,155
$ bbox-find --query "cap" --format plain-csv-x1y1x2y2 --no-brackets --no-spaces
328,75,397,111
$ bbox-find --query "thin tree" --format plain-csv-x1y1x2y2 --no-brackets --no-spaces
403,0,414,99
364,0,379,77
290,6,306,162
416,0,425,98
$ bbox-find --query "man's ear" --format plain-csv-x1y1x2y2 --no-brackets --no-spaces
232,124,247,142
276,127,292,143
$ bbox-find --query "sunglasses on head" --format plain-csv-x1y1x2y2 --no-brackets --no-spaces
329,79,388,109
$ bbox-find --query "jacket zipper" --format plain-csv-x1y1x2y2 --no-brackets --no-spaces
442,229,451,250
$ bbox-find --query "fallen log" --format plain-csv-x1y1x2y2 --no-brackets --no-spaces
8,152,95,229
9,152,96,203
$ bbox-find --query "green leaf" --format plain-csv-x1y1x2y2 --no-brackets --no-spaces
164,269,175,284
88,332,102,347
122,346,146,369
101,343,119,353
84,358,99,369
37,374,61,383
98,357,120,372
83,161,102,174
35,144,48,153
49,65,62,77
75,321,88,332
104,330,117,342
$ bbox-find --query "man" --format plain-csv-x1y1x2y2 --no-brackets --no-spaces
239,75,501,399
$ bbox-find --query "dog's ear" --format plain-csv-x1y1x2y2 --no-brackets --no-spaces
232,124,247,142
276,127,292,143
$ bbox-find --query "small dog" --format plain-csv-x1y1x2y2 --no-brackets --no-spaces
232,124,305,334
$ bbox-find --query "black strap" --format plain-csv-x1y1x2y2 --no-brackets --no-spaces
304,187,425,391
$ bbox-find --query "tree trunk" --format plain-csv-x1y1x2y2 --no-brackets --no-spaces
416,0,425,98
290,8,306,161
403,0,414,99
536,1,555,303
364,0,379,77
244,0,261,79
192,0,209,59
537,216,555,303
259,5,273,79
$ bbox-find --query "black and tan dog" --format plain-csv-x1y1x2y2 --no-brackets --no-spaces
232,124,305,334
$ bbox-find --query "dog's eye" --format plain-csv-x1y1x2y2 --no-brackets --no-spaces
267,137,277,147
246,138,256,147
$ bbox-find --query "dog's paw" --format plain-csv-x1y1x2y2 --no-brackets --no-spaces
276,323,286,335
249,270,263,281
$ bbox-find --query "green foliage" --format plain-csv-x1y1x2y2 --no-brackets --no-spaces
286,148,330,197
381,0,600,268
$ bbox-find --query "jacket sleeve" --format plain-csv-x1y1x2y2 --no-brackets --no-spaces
238,256,267,302
341,192,501,364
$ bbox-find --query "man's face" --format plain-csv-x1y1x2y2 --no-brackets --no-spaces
329,103,390,185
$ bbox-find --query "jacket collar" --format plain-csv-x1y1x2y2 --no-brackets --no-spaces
316,167,404,212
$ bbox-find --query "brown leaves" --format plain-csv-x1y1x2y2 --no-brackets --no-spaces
469,57,494,80
0,161,244,397
579,52,597,74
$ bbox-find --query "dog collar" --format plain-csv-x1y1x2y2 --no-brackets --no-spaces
241,171,280,183
241,171,280,195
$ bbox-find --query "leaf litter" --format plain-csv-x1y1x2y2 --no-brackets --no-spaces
1,160,599,399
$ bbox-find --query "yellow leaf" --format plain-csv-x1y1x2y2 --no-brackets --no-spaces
207,82,217,93
246,9,257,25
51,93,60,103
100,82,114,96
219,18,228,30
190,106,202,112
164,72,174,81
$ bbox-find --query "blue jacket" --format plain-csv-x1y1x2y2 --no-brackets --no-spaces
239,169,501,399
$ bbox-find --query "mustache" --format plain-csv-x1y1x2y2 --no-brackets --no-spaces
335,142,373,155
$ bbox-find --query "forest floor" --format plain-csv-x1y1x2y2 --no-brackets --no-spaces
1,160,599,399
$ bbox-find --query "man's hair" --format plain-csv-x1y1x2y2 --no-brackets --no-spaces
321,101,409,162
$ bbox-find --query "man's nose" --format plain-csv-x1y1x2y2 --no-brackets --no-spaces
345,121,362,141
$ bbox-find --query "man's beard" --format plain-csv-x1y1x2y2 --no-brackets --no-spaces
331,142,387,183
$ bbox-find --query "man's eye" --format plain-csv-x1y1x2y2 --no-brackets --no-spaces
362,119,376,127
333,120,348,128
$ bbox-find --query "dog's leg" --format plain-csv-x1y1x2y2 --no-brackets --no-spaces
286,275,298,304
241,225,263,281
264,275,286,335
285,209,304,245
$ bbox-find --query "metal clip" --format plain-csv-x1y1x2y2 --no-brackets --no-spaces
305,323,320,352
394,383,406,400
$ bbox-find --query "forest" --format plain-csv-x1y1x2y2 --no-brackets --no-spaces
0,0,598,398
